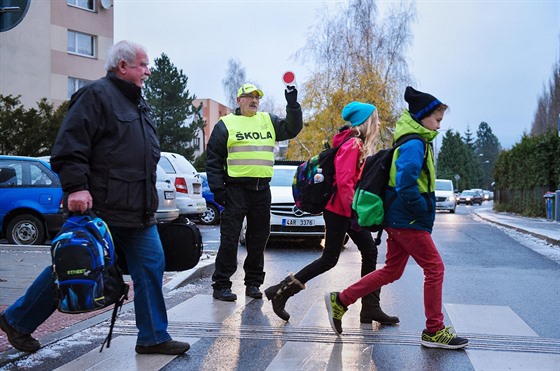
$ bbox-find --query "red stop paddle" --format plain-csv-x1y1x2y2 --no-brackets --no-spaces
282,71,297,92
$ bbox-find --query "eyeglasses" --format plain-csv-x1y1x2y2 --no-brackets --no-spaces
240,94,261,100
126,61,149,69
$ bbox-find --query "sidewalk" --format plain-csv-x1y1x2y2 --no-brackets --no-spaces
0,251,215,359
1,208,558,365
473,207,560,246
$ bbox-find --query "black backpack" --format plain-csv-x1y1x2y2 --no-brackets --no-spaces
51,211,129,351
292,136,354,214
352,134,429,243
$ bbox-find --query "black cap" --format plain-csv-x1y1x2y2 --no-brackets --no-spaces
404,86,442,121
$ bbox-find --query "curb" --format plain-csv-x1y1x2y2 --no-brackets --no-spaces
163,253,216,292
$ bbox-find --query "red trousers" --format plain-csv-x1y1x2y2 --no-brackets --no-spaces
339,227,445,332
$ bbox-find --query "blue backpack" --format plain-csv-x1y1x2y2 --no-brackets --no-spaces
51,211,129,350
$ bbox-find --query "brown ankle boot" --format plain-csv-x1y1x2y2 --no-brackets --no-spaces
360,290,399,325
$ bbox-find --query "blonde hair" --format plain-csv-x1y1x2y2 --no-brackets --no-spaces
351,109,380,163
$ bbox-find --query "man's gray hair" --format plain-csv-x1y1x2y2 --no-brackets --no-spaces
104,40,147,72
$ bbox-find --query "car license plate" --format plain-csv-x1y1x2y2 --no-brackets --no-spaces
193,184,201,194
282,219,315,226
164,191,175,200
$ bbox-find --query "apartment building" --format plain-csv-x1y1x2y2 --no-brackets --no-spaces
192,98,232,157
0,0,114,109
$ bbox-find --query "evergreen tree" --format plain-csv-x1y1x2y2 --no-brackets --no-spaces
0,95,67,156
462,126,476,150
144,53,205,162
475,121,501,189
436,130,478,191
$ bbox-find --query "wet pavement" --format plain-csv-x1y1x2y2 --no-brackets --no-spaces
0,206,558,369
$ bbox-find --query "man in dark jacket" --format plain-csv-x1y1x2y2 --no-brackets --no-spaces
206,83,302,301
0,40,189,355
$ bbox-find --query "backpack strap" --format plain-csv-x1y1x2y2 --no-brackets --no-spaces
99,284,129,352
328,135,358,206
373,134,430,246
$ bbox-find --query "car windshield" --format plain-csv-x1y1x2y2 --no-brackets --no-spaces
270,168,296,187
435,180,453,191
461,191,475,196
173,155,197,174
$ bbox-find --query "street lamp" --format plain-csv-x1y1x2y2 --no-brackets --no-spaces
478,154,491,189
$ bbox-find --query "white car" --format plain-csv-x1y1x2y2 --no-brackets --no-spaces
435,179,456,213
158,152,206,217
155,164,180,223
239,164,326,245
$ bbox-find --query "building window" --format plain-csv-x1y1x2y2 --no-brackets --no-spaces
68,77,91,99
193,137,201,148
67,0,95,11
67,31,96,57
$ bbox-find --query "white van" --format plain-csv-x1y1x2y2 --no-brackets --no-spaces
435,179,456,213
158,152,206,217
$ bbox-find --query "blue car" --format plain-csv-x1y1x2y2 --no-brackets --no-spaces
197,172,223,225
0,155,64,245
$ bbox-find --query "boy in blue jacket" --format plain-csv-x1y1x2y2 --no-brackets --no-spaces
325,87,468,350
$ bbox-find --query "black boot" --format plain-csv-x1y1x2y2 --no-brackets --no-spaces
360,289,399,325
264,274,305,321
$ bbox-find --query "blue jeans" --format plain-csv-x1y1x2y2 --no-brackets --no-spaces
3,225,171,346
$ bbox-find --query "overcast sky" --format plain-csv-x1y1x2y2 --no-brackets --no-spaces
114,0,559,149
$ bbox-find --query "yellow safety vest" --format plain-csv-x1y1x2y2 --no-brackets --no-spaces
222,112,276,178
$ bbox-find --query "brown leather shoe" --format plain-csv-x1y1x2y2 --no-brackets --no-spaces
135,339,190,355
0,313,41,353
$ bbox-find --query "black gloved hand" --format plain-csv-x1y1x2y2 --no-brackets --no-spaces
285,86,298,107
214,190,226,206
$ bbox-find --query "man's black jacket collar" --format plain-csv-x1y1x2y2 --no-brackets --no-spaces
106,71,142,105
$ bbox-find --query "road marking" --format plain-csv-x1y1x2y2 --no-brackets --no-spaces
445,303,538,336
44,296,560,370
445,303,560,371
467,350,560,371
266,342,373,371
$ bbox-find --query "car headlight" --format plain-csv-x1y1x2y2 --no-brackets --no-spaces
447,195,455,201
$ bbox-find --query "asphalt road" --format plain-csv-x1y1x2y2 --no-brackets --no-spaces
2,203,559,370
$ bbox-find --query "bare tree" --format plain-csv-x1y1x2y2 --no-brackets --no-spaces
287,0,416,159
222,58,246,109
531,47,560,136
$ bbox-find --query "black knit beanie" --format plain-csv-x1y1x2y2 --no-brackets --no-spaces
404,86,442,121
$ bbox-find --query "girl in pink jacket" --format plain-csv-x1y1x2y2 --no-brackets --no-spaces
264,102,399,325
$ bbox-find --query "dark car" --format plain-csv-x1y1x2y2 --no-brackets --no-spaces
197,172,224,225
0,155,64,245
457,190,483,205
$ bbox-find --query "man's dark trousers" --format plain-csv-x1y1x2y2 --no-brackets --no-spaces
212,184,271,289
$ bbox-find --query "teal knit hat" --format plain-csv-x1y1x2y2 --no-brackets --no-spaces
341,101,376,127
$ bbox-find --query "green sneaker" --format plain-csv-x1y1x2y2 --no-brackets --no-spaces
421,326,468,349
325,292,347,335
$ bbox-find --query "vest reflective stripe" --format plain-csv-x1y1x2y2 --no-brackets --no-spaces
228,159,275,166
229,145,275,153
222,112,275,178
